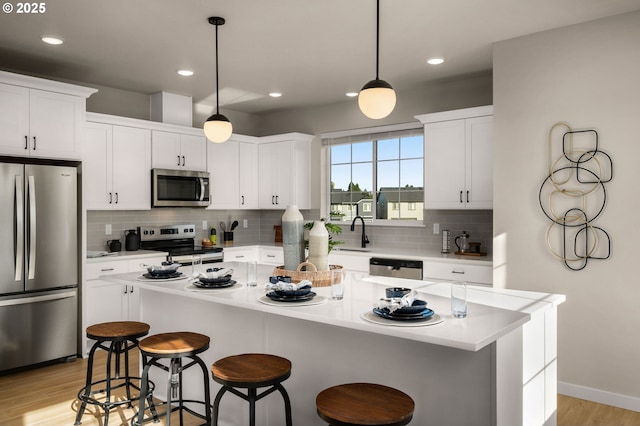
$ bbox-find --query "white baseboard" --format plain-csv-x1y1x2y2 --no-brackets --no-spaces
558,381,640,412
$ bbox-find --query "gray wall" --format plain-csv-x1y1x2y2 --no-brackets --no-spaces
494,11,640,407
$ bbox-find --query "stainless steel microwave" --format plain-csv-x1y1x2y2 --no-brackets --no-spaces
151,169,210,207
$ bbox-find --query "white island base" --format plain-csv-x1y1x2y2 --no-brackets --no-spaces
105,263,564,426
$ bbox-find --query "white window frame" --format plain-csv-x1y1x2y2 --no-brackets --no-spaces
322,122,424,226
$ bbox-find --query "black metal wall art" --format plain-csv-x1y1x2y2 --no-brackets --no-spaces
538,122,612,271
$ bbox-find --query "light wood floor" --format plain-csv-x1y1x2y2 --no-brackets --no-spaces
1,352,640,425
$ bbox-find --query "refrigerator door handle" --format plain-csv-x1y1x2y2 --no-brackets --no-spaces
0,290,76,307
27,175,36,280
15,176,24,281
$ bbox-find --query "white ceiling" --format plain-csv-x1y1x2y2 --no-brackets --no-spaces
1,0,639,115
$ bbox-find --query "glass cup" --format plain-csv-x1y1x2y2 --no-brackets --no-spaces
451,281,468,318
191,255,202,276
246,261,257,287
330,269,344,300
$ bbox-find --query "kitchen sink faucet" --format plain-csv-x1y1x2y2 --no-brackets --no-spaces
350,216,370,248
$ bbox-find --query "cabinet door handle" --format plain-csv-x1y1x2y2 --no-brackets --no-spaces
452,270,465,274
459,191,463,203
182,156,185,166
266,254,276,258
130,285,134,293
33,136,36,150
235,255,245,259
466,191,469,203
275,195,279,205
115,192,119,204
177,155,181,166
109,192,113,204
241,195,245,205
100,268,115,272
24,135,28,150
123,286,128,294
272,195,275,205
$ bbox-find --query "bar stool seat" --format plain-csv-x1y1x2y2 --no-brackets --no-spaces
74,321,153,426
316,383,415,426
211,353,292,426
135,331,211,426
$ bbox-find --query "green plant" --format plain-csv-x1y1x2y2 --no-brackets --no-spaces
304,219,345,253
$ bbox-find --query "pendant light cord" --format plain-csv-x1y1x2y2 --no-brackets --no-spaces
375,0,380,80
215,22,220,114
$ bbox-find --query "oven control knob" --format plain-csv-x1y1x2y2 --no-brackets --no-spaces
150,230,155,235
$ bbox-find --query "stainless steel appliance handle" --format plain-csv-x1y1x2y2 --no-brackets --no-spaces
0,290,76,307
27,175,36,280
15,176,24,281
198,178,205,201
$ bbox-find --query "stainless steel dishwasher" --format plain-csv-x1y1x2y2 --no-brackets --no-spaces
369,257,423,280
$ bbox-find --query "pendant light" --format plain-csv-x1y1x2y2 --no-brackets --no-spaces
358,0,396,119
204,16,233,143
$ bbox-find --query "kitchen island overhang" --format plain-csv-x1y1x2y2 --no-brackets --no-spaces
101,262,565,426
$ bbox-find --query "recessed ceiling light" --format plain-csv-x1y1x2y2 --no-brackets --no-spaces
345,92,358,97
427,57,445,65
269,92,282,98
177,69,194,76
41,36,64,45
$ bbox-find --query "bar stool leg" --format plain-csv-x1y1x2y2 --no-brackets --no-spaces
275,383,293,426
212,387,230,426
74,341,100,425
193,355,212,423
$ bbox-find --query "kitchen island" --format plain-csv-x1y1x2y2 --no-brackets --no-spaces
104,262,564,426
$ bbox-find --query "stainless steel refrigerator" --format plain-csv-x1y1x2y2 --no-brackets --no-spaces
0,161,78,372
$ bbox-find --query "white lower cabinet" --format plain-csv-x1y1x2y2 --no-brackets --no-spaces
327,252,370,274
259,247,284,265
223,246,259,262
84,256,165,355
422,260,492,286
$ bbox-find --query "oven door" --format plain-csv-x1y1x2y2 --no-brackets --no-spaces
152,169,210,207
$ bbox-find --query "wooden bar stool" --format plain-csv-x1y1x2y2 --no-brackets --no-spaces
211,353,293,426
135,331,211,426
74,321,155,426
316,383,415,426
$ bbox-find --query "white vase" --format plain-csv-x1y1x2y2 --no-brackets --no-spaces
308,220,329,271
282,205,305,270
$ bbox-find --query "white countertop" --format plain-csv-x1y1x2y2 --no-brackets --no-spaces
102,262,564,352
86,250,168,263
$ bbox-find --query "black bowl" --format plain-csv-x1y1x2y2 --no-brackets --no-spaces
274,287,312,297
385,287,412,298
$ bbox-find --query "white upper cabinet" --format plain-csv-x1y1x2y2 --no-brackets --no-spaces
0,72,96,160
208,136,259,210
84,122,151,210
258,133,313,210
151,130,207,171
416,106,493,210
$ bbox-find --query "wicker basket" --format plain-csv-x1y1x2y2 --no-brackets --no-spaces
272,262,344,287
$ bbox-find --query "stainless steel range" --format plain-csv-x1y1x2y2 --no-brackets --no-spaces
139,224,223,265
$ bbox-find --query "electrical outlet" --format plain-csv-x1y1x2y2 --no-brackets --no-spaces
433,223,440,234
202,220,208,230
243,219,248,228
105,224,112,235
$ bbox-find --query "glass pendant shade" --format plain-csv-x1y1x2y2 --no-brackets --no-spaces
204,113,233,143
358,78,396,119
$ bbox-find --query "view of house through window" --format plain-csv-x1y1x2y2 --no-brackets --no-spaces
328,128,424,224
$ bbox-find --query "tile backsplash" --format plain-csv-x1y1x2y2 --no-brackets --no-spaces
87,209,493,255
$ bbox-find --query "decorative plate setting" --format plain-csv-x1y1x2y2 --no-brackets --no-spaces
258,294,326,307
361,311,443,327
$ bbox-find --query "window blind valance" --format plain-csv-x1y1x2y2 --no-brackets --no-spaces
321,122,422,146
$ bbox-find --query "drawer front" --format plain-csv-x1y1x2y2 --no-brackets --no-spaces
86,261,128,280
223,248,258,262
259,248,284,265
423,261,492,285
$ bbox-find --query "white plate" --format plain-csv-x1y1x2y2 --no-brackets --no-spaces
184,282,243,292
360,311,444,327
258,295,326,307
